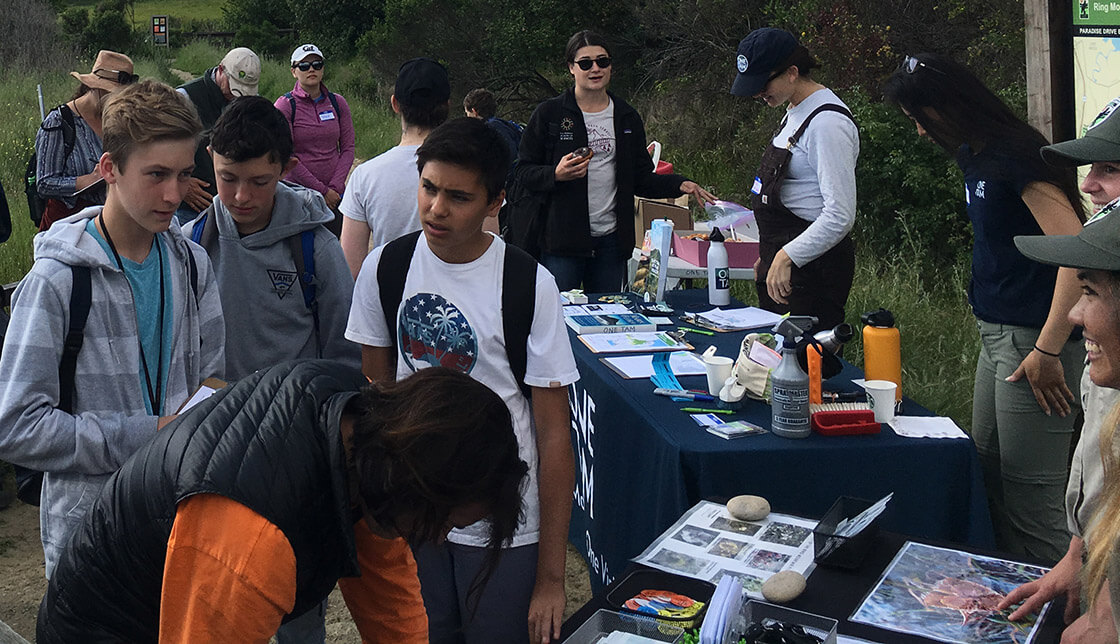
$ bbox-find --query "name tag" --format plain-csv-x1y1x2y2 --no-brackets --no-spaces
751,177,763,195
319,110,336,122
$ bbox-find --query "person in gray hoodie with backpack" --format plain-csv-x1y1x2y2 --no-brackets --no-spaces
184,96,359,382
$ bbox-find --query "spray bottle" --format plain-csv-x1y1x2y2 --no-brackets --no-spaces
770,315,818,439
862,308,902,403
707,227,730,306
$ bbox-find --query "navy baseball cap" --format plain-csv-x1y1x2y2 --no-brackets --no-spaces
731,28,799,97
395,58,450,109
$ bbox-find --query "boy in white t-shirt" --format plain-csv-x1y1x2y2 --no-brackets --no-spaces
346,117,579,644
339,58,450,278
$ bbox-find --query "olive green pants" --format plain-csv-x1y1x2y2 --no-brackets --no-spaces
972,320,1084,563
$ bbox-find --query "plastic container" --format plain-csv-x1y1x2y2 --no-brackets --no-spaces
812,496,882,570
707,227,730,306
739,601,838,644
607,568,716,630
563,609,685,643
861,308,902,403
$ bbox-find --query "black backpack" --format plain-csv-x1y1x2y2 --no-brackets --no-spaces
0,178,11,244
284,91,341,128
14,252,200,506
24,105,77,228
376,230,537,400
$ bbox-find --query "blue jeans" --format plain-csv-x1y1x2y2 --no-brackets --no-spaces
540,231,625,293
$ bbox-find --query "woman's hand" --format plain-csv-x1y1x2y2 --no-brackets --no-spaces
999,536,1082,622
325,189,342,209
766,249,794,305
527,576,565,643
679,181,716,206
1006,349,1074,417
554,152,590,182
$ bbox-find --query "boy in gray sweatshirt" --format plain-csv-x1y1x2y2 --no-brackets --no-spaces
183,96,359,381
0,80,226,577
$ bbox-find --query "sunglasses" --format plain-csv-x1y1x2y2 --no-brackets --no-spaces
574,56,612,71
94,68,139,85
293,60,325,72
902,55,944,75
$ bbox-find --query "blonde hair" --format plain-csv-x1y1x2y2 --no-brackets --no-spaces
101,79,202,170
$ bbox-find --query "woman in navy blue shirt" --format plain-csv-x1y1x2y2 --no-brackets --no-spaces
885,53,1086,563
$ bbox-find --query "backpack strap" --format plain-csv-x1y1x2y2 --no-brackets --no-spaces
60,265,92,414
285,92,297,126
376,231,423,347
189,210,218,248
326,91,340,117
289,230,320,356
502,243,537,400
57,104,77,161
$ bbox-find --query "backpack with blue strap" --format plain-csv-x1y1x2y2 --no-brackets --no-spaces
285,91,340,128
189,209,321,355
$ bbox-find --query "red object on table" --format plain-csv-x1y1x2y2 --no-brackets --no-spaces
811,410,880,436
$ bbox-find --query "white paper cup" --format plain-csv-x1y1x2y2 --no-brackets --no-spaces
864,380,898,423
704,356,734,396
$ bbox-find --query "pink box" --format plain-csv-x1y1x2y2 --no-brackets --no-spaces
672,233,759,269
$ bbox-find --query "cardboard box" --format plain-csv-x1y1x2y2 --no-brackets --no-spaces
634,199,691,248
672,232,759,268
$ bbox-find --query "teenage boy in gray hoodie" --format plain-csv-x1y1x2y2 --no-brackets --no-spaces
183,96,361,643
184,96,359,381
0,80,226,577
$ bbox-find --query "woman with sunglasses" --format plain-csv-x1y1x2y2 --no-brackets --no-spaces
275,44,355,237
34,50,136,231
729,28,859,336
517,30,714,293
885,53,1087,563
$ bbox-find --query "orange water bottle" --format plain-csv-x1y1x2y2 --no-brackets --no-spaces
861,308,901,402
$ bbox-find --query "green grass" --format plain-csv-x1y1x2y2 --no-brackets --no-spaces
66,0,224,27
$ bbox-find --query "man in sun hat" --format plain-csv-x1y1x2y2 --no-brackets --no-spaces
175,47,261,223
1002,96,1120,641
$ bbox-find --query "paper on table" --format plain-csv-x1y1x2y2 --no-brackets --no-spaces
888,416,968,439
697,307,782,331
176,377,226,414
600,351,706,379
579,332,692,354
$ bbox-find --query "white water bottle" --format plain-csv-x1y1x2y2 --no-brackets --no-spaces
707,227,730,306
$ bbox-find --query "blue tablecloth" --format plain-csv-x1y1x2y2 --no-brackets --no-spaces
567,290,994,592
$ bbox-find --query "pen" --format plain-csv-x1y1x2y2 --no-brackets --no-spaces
677,326,714,336
681,407,736,415
653,388,715,402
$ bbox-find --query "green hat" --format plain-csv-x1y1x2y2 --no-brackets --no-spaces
1015,197,1120,271
1041,96,1120,165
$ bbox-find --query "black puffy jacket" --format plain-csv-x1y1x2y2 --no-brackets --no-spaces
516,88,688,259
38,361,366,643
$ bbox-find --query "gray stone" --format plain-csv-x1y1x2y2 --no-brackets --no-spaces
761,570,806,603
727,495,770,521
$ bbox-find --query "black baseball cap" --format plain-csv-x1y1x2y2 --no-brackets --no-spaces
394,58,450,109
730,28,798,97
1015,198,1120,271
1041,97,1120,166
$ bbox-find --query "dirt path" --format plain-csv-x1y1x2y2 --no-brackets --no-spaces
0,497,592,641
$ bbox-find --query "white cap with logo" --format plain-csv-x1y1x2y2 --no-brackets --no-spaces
291,44,325,64
221,47,260,97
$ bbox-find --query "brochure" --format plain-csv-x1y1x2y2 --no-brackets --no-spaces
632,500,816,599
578,332,693,354
564,304,657,334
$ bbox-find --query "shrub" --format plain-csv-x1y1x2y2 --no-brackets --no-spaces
4,0,74,70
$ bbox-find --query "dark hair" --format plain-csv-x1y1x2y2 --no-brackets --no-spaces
70,83,93,101
208,96,293,165
565,30,611,62
351,367,527,600
399,100,449,130
782,46,818,78
464,88,497,120
415,117,510,202
884,53,1086,222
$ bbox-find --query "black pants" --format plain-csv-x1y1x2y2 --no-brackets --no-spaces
756,236,855,334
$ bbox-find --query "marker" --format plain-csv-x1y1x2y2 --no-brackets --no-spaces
678,326,714,336
654,388,715,402
681,407,736,415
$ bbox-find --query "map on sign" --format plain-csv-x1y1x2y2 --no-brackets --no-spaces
1072,2,1120,186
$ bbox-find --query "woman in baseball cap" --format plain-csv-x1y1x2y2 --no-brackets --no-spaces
1000,96,1120,638
34,50,137,231
884,53,1087,565
729,28,859,337
274,43,355,236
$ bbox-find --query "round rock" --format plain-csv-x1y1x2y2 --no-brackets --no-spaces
727,495,770,521
761,570,806,603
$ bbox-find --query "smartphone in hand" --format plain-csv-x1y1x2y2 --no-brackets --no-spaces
573,146,592,159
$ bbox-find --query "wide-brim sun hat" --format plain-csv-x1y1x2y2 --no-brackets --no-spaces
1041,96,1120,166
730,28,798,97
1015,197,1120,271
70,50,136,92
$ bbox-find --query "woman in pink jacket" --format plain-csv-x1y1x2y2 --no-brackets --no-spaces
275,43,356,236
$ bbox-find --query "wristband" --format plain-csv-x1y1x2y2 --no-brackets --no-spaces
1033,344,1061,358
